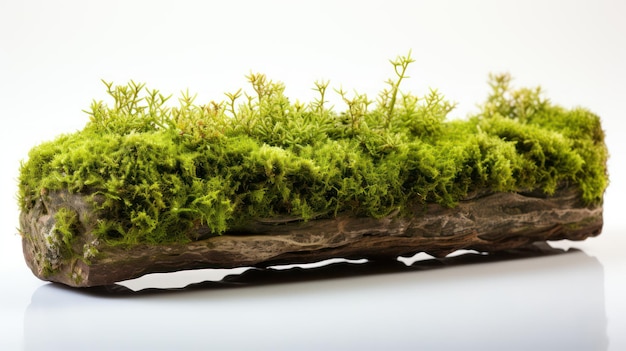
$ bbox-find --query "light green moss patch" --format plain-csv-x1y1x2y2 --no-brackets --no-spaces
18,54,608,246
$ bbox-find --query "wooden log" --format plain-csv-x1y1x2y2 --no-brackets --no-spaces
20,186,602,287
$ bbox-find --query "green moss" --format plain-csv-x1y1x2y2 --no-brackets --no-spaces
54,207,79,254
18,56,608,246
40,260,56,278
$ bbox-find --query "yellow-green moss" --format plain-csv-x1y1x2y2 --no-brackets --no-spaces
53,207,79,253
18,55,608,246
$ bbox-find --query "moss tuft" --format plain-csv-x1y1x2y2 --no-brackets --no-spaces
54,207,79,254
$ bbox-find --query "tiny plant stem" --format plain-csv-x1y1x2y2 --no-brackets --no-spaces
386,50,415,128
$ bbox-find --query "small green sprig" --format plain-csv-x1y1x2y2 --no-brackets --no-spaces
380,50,416,128
335,87,372,136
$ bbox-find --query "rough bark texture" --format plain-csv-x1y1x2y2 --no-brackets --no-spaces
20,187,603,287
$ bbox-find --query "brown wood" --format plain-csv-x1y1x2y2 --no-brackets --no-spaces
20,186,603,287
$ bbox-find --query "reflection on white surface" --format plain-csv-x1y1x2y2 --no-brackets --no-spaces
23,247,607,351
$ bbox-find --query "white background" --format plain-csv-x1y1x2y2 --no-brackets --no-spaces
1,0,625,350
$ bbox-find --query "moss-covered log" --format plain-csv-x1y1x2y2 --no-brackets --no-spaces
17,54,608,287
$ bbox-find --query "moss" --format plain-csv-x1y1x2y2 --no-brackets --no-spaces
18,57,608,246
54,207,79,254
40,260,56,278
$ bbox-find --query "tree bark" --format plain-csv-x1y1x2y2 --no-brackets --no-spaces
20,186,603,287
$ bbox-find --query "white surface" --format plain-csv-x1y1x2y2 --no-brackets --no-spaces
1,1,625,350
